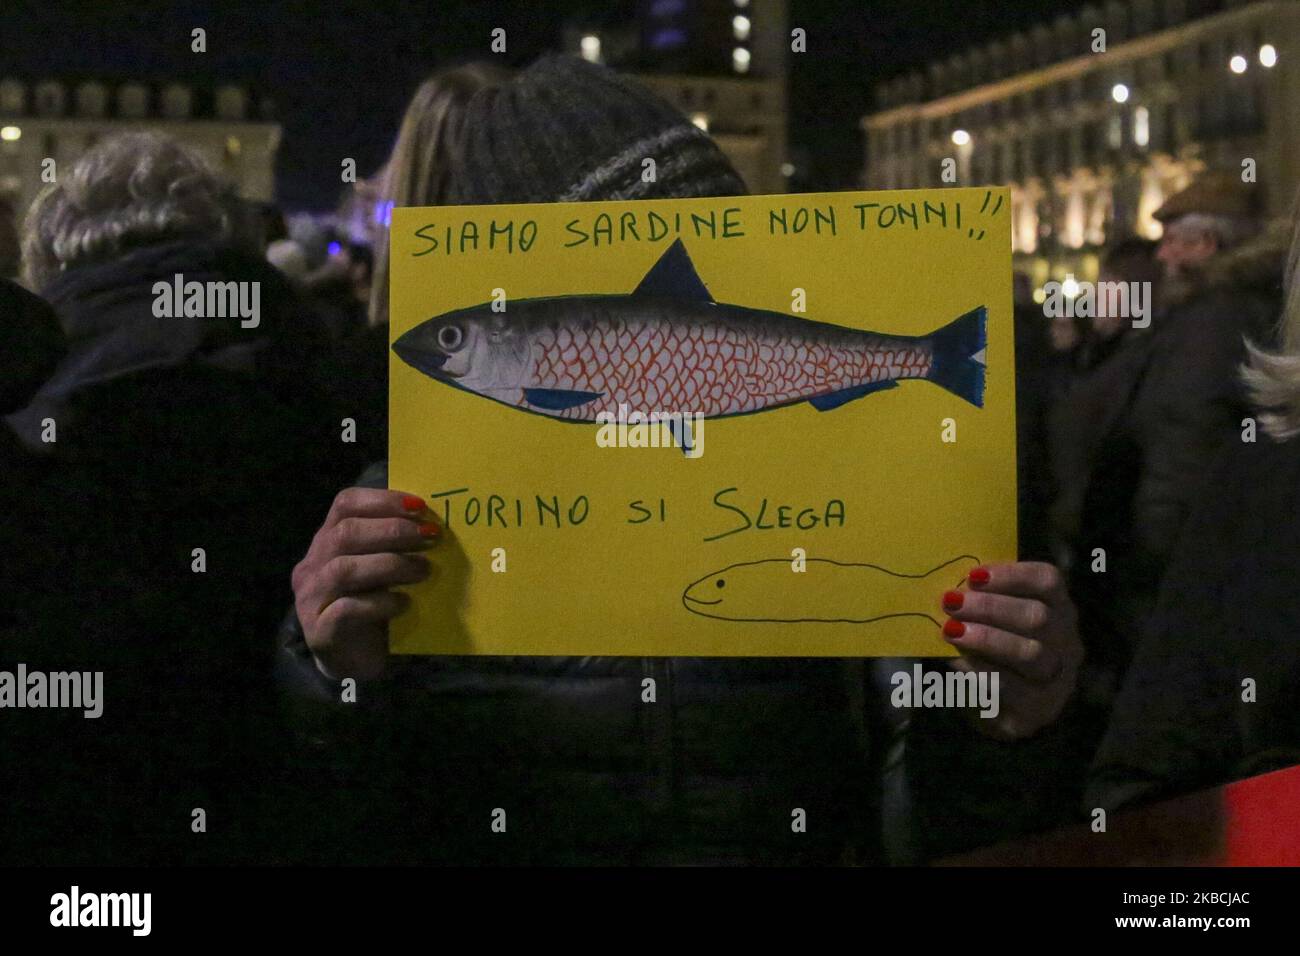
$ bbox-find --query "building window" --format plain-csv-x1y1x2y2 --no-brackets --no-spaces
1134,106,1150,147
1164,102,1180,151
1228,80,1262,134
1082,122,1098,164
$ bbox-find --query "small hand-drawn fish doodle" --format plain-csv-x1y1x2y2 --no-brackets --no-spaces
680,555,980,626
393,240,987,446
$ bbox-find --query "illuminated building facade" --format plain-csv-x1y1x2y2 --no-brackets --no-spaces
0,78,280,222
861,0,1300,287
565,0,789,193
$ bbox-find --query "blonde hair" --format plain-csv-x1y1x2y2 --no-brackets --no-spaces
1242,196,1300,439
368,63,511,326
22,131,231,290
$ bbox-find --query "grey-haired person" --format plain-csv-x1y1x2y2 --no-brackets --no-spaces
4,131,355,864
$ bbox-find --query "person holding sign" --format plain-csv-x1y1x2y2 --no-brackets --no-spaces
278,55,1085,865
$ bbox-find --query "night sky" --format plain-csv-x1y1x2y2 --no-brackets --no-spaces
3,0,1083,208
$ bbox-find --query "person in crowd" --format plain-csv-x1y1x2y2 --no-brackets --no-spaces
0,278,66,614
0,197,19,278
334,62,513,477
267,235,311,283
1048,239,1164,715
1087,195,1300,813
258,201,289,249
276,54,1087,866
1050,177,1287,711
1077,238,1163,370
1012,271,1056,562
296,237,374,338
1138,171,1285,557
3,131,355,864
0,279,66,862
0,277,64,422
367,61,512,329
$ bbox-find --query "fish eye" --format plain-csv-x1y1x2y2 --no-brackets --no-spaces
437,323,465,352
716,579,725,589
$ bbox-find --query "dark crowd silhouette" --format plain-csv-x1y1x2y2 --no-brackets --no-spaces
2,54,1297,866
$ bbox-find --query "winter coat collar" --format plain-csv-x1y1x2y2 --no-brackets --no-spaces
4,240,291,450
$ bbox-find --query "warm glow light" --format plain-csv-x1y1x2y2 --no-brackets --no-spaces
1136,172,1165,240
1134,106,1149,147
951,129,971,146
691,112,709,131
580,35,601,63
1032,287,1047,304
1064,190,1085,249
1062,274,1080,298
1230,54,1248,74
732,47,751,73
1111,83,1129,103
732,15,751,41
0,126,20,142
1260,44,1278,68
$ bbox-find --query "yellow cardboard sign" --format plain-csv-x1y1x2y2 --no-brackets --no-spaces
389,188,1015,657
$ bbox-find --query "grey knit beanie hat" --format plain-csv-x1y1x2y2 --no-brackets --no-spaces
449,54,747,206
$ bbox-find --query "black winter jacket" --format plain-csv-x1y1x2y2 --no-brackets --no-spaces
1,241,355,864
1049,228,1285,705
1087,434,1300,813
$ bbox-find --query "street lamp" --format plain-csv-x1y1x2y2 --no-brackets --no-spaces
0,126,20,142
1229,54,1248,74
951,129,971,146
1260,44,1278,68
1111,83,1129,104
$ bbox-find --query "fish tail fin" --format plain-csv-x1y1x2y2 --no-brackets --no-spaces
925,306,986,408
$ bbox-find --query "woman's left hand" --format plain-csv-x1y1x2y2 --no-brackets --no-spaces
939,562,1084,741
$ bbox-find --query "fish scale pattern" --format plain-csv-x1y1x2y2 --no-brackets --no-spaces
525,317,932,419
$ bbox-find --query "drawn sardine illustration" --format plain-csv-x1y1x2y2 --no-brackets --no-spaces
680,555,980,626
393,240,987,441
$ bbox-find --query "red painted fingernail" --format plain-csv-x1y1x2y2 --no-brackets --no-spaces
943,618,966,639
969,567,990,586
942,590,964,611
402,495,426,513
418,522,440,539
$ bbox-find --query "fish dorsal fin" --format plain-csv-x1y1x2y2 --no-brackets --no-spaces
632,239,714,302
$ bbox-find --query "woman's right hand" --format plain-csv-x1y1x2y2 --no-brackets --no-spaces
292,488,438,680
